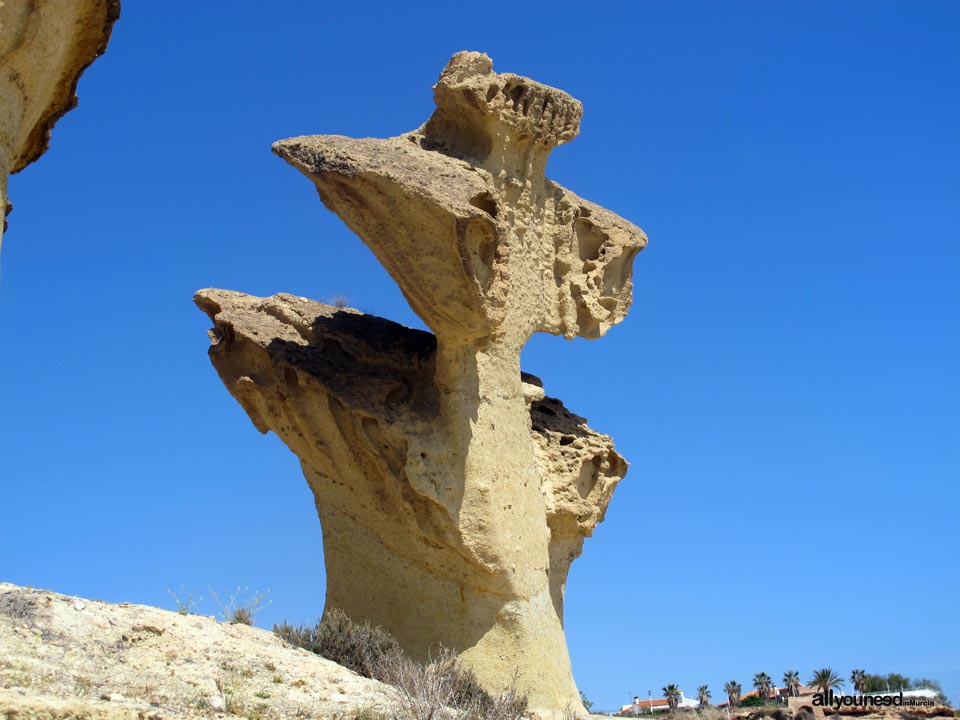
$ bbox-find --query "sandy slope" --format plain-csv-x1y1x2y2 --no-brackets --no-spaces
0,582,394,719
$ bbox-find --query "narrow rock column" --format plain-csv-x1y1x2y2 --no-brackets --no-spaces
432,338,578,707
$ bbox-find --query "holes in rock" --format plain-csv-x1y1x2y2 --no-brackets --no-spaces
539,96,550,118
461,87,482,111
601,247,639,295
559,435,575,446
575,218,607,262
553,257,569,288
576,457,601,499
385,385,409,407
465,218,498,292
469,192,499,218
508,84,525,107
486,84,499,102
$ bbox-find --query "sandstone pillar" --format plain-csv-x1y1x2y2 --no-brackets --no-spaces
198,52,647,714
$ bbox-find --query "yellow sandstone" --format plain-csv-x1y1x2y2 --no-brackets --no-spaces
197,52,647,715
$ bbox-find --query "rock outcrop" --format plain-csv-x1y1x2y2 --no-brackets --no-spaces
0,582,394,720
197,52,646,714
0,0,119,247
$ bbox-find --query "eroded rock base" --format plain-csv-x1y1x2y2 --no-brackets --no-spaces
196,290,627,714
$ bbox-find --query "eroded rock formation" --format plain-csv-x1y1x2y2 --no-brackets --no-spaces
197,51,647,714
0,0,119,247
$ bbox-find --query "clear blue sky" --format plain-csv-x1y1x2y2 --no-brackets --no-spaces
1,0,957,711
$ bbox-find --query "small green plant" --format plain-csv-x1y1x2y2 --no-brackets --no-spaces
166,585,202,615
353,704,390,720
209,586,271,625
581,690,594,713
73,676,95,697
254,690,270,699
215,676,238,714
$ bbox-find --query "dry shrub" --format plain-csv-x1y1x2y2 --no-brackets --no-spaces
0,590,37,622
274,611,527,720
380,647,527,720
699,708,727,720
209,587,271,625
274,608,401,681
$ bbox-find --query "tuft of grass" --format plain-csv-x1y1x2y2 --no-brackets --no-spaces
209,587,271,625
166,585,202,615
72,676,95,697
354,704,390,720
215,675,241,714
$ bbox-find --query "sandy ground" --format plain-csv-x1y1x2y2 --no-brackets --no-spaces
0,582,395,719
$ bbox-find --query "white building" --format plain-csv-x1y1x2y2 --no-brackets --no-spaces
620,691,700,715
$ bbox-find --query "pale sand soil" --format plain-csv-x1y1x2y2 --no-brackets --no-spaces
0,582,395,719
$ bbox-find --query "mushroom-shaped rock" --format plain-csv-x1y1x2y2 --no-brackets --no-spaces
198,52,646,714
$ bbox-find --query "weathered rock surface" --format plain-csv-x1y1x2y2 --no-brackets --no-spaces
0,582,394,720
273,52,643,346
0,0,119,246
195,290,628,714
198,52,646,714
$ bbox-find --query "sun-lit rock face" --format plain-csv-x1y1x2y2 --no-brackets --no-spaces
0,0,119,247
198,52,645,714
274,51,645,348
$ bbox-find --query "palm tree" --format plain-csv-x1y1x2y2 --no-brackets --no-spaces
753,672,772,702
697,685,711,708
663,685,681,712
850,669,866,696
783,671,801,698
810,668,843,697
724,681,742,708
